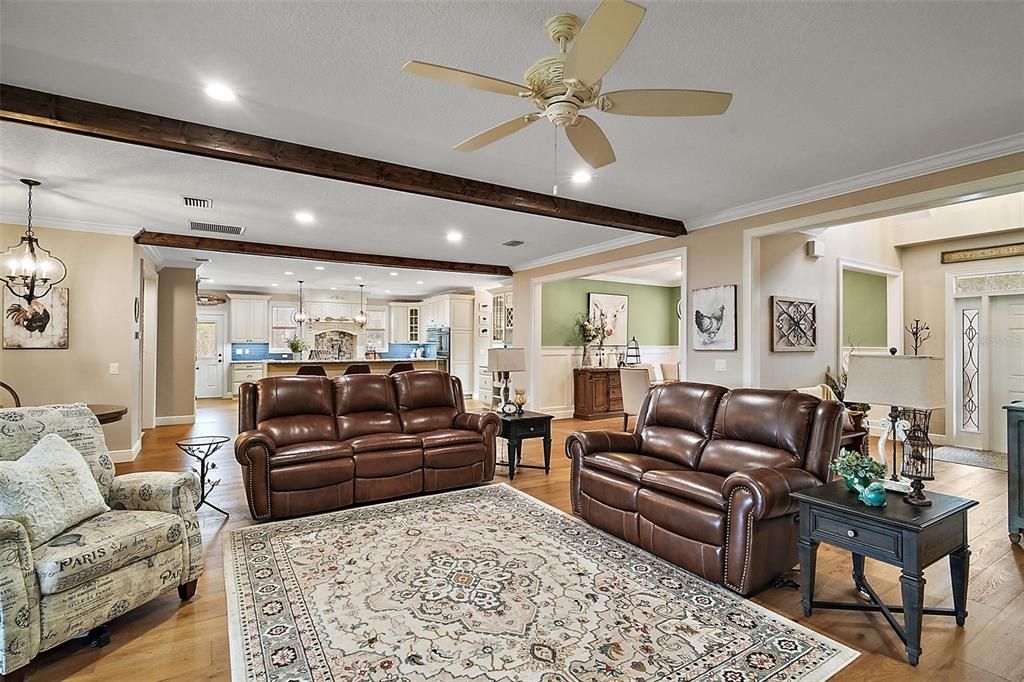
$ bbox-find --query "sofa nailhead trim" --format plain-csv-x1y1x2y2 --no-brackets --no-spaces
724,485,754,593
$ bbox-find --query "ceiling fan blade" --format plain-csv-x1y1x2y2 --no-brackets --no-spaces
563,0,646,88
453,114,541,152
403,61,530,97
602,89,733,116
565,115,616,169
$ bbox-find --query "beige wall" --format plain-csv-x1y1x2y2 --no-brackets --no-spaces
156,267,197,421
0,224,140,452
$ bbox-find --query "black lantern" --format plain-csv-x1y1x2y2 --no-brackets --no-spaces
3,179,67,305
901,424,935,506
624,336,641,366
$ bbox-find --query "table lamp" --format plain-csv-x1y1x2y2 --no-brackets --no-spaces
845,352,944,504
488,347,525,415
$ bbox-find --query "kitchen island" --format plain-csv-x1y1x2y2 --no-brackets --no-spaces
261,358,440,378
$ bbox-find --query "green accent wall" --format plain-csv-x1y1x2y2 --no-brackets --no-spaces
842,270,887,347
541,278,681,346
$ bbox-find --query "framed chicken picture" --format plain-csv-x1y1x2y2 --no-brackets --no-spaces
3,287,69,349
690,285,736,351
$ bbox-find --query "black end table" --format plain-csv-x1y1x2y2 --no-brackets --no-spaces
497,410,553,480
175,435,231,516
793,481,977,666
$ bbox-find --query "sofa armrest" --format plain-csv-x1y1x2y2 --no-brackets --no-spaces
234,430,276,520
454,411,502,437
564,431,642,514
108,472,204,584
454,412,501,481
722,467,823,521
564,431,641,459
0,519,41,675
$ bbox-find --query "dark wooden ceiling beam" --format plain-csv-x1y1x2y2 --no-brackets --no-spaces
134,230,513,276
1,84,686,237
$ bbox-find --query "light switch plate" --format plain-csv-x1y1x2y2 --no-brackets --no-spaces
109,363,120,375
714,359,727,372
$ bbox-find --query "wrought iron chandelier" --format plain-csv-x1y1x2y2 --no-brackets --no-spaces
3,179,67,304
354,284,367,328
292,280,308,325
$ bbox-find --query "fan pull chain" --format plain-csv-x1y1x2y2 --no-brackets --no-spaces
552,126,559,195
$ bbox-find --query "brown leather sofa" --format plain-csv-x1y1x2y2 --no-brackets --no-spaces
566,382,844,596
235,370,501,520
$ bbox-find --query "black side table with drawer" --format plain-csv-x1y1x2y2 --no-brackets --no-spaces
497,410,553,480
793,481,977,666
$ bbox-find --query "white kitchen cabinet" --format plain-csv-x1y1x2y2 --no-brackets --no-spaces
229,295,270,343
366,306,387,330
451,328,474,395
231,361,265,395
408,306,420,341
388,304,421,343
449,296,473,332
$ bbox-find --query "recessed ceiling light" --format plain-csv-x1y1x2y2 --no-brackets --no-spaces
354,276,363,281
571,170,592,184
270,283,279,287
205,279,215,284
385,290,391,294
314,265,325,271
330,287,337,290
416,280,424,285
676,270,682,276
284,271,294,275
204,82,236,102
446,230,463,243
389,272,398,277
294,211,315,224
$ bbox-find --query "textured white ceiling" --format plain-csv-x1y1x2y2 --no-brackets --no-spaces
1,0,1022,254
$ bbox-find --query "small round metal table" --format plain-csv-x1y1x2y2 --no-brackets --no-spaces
175,435,231,516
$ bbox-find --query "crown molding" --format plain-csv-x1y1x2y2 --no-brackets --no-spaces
0,213,140,237
511,233,660,272
686,133,1024,231
139,244,165,269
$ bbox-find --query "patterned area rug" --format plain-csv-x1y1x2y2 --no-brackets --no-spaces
934,446,1008,471
224,485,857,681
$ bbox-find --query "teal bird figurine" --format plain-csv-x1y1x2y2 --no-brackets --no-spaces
858,481,887,507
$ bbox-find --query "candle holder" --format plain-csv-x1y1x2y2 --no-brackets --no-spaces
901,425,934,506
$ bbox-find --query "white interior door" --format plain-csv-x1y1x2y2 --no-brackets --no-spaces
195,314,225,399
989,295,1024,453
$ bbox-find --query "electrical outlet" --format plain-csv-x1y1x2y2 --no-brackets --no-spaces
109,363,120,375
714,359,727,372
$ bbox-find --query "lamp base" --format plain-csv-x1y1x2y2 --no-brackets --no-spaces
903,478,933,507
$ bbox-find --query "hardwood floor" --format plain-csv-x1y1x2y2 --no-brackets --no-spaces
23,399,1024,681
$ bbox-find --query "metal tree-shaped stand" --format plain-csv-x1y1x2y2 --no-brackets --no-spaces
175,435,231,516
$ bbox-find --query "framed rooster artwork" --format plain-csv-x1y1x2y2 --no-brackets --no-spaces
3,287,69,349
690,285,736,351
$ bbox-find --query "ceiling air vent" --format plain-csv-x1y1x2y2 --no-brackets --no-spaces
501,239,525,247
181,196,213,209
189,221,245,236
193,257,210,263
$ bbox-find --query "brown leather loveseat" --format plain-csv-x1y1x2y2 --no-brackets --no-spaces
566,382,844,596
235,370,501,520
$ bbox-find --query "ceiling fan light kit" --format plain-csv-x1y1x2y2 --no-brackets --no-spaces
403,0,732,170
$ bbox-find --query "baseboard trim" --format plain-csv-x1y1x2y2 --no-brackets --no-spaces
155,414,196,426
109,438,142,463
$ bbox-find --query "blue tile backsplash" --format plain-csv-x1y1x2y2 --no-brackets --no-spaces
232,341,437,361
382,343,438,359
231,343,293,361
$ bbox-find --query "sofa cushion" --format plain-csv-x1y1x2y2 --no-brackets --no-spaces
580,468,641,512
641,470,727,511
584,452,684,483
392,370,460,433
271,441,352,468
271,458,354,491
636,383,727,468
637,489,725,546
698,440,802,477
332,374,403,440
34,510,184,595
343,433,422,453
419,429,484,449
423,443,485,469
353,449,423,478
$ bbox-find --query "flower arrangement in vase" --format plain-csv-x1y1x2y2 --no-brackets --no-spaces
574,310,612,367
830,449,888,506
286,335,309,361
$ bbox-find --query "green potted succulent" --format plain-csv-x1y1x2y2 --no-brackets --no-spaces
830,449,888,506
286,335,309,361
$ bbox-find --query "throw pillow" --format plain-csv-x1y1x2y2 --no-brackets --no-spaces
0,433,110,548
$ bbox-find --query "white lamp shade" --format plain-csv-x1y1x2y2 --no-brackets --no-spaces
488,347,525,373
845,354,945,409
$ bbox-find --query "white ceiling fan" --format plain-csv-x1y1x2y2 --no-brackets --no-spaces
403,0,733,170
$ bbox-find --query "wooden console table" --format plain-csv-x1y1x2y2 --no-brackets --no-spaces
573,367,623,420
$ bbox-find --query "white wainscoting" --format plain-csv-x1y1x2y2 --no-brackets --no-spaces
535,346,682,419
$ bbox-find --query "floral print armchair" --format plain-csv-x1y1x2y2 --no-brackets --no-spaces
0,404,204,681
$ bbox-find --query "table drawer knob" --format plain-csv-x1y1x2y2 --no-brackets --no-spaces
847,530,857,538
